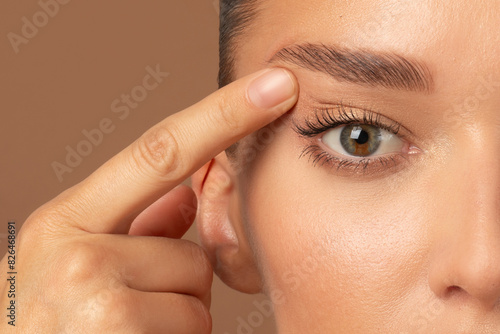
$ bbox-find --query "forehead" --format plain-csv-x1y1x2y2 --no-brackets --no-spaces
235,0,500,86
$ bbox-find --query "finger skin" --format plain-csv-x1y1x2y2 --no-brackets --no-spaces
0,68,297,333
108,235,213,300
128,185,197,238
50,233,212,301
99,290,212,334
134,291,212,334
42,68,298,234
0,225,213,333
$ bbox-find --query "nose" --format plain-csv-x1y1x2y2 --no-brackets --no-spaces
428,132,500,310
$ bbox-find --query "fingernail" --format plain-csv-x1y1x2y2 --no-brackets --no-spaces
247,68,296,110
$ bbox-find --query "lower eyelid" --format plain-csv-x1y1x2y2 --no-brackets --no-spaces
300,141,414,178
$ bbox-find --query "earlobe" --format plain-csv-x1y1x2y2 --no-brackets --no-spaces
192,152,263,294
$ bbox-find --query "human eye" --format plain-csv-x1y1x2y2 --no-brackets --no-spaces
292,103,422,176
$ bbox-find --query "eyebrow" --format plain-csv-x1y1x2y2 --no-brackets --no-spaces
266,43,434,93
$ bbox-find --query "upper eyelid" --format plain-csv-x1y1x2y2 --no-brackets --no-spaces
291,103,425,177
291,103,412,140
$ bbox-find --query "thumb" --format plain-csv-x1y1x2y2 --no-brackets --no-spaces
128,185,197,238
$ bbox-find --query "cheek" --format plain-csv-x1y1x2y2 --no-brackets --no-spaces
238,130,434,331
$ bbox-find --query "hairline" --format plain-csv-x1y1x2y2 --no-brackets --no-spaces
218,0,262,89
219,0,263,159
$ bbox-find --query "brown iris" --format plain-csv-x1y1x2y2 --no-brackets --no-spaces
339,124,382,156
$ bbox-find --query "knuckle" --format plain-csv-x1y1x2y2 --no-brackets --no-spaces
28,201,72,227
25,195,91,234
97,292,135,329
27,203,59,224
132,125,183,177
210,92,243,131
58,242,109,284
20,201,78,244
81,291,139,332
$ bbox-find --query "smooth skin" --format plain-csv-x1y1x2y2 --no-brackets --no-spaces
192,0,500,333
0,68,299,333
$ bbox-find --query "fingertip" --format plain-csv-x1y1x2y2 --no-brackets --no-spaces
247,68,299,113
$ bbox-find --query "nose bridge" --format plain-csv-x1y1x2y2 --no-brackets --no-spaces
429,124,500,308
458,158,500,297
466,122,500,226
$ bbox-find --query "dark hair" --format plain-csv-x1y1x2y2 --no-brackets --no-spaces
219,0,261,158
218,0,260,88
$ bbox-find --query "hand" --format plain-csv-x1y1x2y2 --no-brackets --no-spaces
0,68,298,333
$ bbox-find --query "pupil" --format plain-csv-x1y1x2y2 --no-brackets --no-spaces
353,129,369,145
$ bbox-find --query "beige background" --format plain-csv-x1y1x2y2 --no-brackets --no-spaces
0,1,275,332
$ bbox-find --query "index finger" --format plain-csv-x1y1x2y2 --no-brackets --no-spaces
48,68,298,233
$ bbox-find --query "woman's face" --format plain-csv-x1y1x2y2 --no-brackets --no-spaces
228,0,500,332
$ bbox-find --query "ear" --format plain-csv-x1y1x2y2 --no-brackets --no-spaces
192,152,262,294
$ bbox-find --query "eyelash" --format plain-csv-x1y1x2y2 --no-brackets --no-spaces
293,104,411,175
